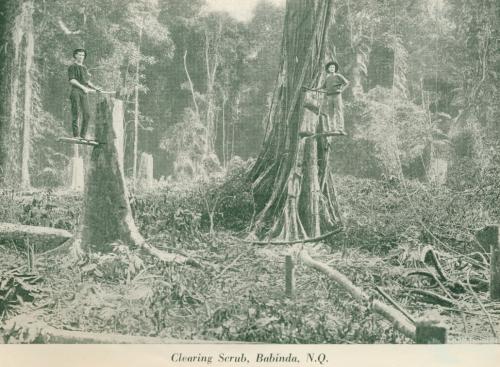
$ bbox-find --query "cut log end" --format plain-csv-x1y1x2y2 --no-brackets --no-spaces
0,222,72,252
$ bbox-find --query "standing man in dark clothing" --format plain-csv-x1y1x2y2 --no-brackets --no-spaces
68,48,102,139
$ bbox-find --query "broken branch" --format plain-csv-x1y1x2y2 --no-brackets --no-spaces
374,286,416,324
409,289,457,307
300,251,416,340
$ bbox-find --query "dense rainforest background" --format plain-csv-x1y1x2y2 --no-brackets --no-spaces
0,0,498,189
0,0,499,344
0,0,285,186
0,0,499,189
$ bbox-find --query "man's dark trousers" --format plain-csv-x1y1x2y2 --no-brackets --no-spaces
70,88,90,138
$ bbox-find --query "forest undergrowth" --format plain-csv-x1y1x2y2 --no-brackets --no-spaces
1,167,500,343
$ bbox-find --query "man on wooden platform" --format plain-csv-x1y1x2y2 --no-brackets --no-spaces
68,48,102,140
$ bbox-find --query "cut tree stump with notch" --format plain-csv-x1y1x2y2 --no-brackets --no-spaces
73,96,199,267
138,152,154,189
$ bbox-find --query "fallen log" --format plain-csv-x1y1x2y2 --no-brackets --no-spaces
0,222,72,252
2,316,235,344
299,251,417,340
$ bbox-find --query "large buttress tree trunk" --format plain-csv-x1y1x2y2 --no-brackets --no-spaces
204,21,222,157
249,0,342,241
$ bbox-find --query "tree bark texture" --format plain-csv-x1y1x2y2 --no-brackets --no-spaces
132,25,143,190
0,0,8,176
249,0,342,240
138,152,154,189
351,48,369,98
76,97,193,265
204,23,221,156
68,155,84,191
20,1,34,190
78,97,144,253
0,1,35,188
427,140,451,185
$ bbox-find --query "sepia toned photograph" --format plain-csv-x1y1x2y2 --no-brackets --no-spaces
0,0,499,364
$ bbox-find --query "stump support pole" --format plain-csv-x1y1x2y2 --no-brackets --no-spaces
285,254,295,298
487,226,500,300
415,320,448,344
476,225,500,300
26,238,35,272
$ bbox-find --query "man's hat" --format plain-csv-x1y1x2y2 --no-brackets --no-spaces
325,61,339,72
73,48,87,58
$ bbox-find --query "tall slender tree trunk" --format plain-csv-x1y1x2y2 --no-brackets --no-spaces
183,50,200,119
7,11,22,182
204,31,218,155
21,2,34,190
181,49,208,177
133,25,143,190
2,1,34,187
230,117,235,161
249,0,341,240
231,92,240,161
389,38,404,179
222,94,226,168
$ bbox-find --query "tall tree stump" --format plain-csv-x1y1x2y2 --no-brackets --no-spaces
477,225,500,300
68,145,84,191
77,97,145,253
74,97,192,264
415,316,447,344
428,141,451,185
285,254,295,297
138,152,154,190
491,230,500,301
